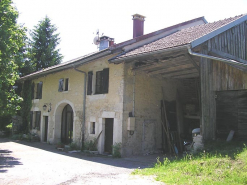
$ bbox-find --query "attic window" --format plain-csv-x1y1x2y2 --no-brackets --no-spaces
58,78,69,92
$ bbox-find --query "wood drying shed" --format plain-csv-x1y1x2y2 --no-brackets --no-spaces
109,14,247,144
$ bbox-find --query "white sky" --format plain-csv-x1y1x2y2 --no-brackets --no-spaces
13,0,247,62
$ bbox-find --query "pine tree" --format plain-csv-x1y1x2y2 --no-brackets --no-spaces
30,16,63,71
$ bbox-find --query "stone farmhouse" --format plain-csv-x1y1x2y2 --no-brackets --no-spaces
19,14,247,156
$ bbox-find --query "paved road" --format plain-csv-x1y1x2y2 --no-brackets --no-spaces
0,138,164,185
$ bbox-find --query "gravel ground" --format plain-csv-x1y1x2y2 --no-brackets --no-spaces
0,138,165,185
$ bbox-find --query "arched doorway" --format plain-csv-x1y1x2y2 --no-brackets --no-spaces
61,104,73,144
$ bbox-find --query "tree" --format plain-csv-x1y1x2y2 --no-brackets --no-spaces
0,0,26,116
30,16,63,71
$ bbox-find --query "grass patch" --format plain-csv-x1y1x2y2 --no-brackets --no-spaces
133,141,247,184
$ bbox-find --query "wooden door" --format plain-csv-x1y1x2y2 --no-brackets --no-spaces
44,116,48,142
61,104,73,144
104,118,113,154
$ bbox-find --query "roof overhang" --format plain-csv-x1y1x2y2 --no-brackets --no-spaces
19,49,112,81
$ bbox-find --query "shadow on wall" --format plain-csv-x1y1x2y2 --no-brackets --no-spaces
0,150,22,173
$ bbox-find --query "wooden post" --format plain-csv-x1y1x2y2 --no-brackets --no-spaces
200,45,216,140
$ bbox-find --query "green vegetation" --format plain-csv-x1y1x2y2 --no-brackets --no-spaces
29,16,63,71
69,142,80,151
112,142,122,158
0,0,26,116
133,141,247,185
83,139,97,151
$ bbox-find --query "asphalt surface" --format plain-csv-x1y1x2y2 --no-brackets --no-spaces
0,138,165,185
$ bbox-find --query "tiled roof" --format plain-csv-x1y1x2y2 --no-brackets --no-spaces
113,14,245,60
19,49,109,81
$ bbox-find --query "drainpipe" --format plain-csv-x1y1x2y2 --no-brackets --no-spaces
132,71,136,117
187,46,247,67
73,66,87,149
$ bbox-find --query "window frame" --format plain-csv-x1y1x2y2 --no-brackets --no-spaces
58,78,69,92
94,68,109,95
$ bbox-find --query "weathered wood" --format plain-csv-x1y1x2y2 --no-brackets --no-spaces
161,68,198,78
200,46,216,140
210,49,247,65
171,72,199,79
148,63,194,76
186,54,200,71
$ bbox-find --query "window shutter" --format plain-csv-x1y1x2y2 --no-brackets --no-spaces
87,71,93,95
36,111,41,129
102,68,109,93
58,79,64,92
31,83,35,99
30,111,33,129
38,82,43,99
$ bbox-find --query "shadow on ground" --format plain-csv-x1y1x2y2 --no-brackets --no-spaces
0,138,163,170
0,149,22,173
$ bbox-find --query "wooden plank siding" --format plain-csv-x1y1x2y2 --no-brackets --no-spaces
209,21,247,61
212,60,245,91
216,90,247,139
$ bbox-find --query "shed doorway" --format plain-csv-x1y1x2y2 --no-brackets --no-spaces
61,104,73,144
104,118,114,154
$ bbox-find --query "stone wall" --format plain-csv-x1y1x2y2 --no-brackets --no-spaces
30,54,124,154
122,62,182,156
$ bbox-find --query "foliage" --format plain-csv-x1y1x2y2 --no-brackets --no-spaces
69,142,80,151
112,142,121,158
20,80,32,132
29,16,63,72
84,139,97,151
133,141,247,184
0,115,12,131
0,0,26,116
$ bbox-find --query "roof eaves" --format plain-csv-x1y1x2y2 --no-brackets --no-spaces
19,49,111,81
191,14,247,48
109,44,190,64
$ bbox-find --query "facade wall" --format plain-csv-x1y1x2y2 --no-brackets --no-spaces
30,54,124,154
122,62,181,156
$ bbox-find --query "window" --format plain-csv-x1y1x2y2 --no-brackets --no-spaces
90,122,95,134
58,78,69,92
30,111,41,130
36,82,43,99
95,68,109,94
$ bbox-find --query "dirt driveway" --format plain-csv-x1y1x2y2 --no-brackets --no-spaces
0,138,164,185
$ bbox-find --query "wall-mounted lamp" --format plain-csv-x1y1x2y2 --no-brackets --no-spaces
43,104,47,111
43,103,52,112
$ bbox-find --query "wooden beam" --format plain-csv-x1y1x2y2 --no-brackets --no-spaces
161,68,198,78
200,46,216,140
171,72,199,79
187,54,200,71
148,63,194,76
210,48,247,64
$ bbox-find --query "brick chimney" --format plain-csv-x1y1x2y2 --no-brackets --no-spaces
132,14,145,38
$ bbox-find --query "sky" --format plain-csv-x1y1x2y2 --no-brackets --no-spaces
13,0,247,62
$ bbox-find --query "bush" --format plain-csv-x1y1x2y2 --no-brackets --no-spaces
69,142,80,150
112,142,121,158
84,139,97,151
